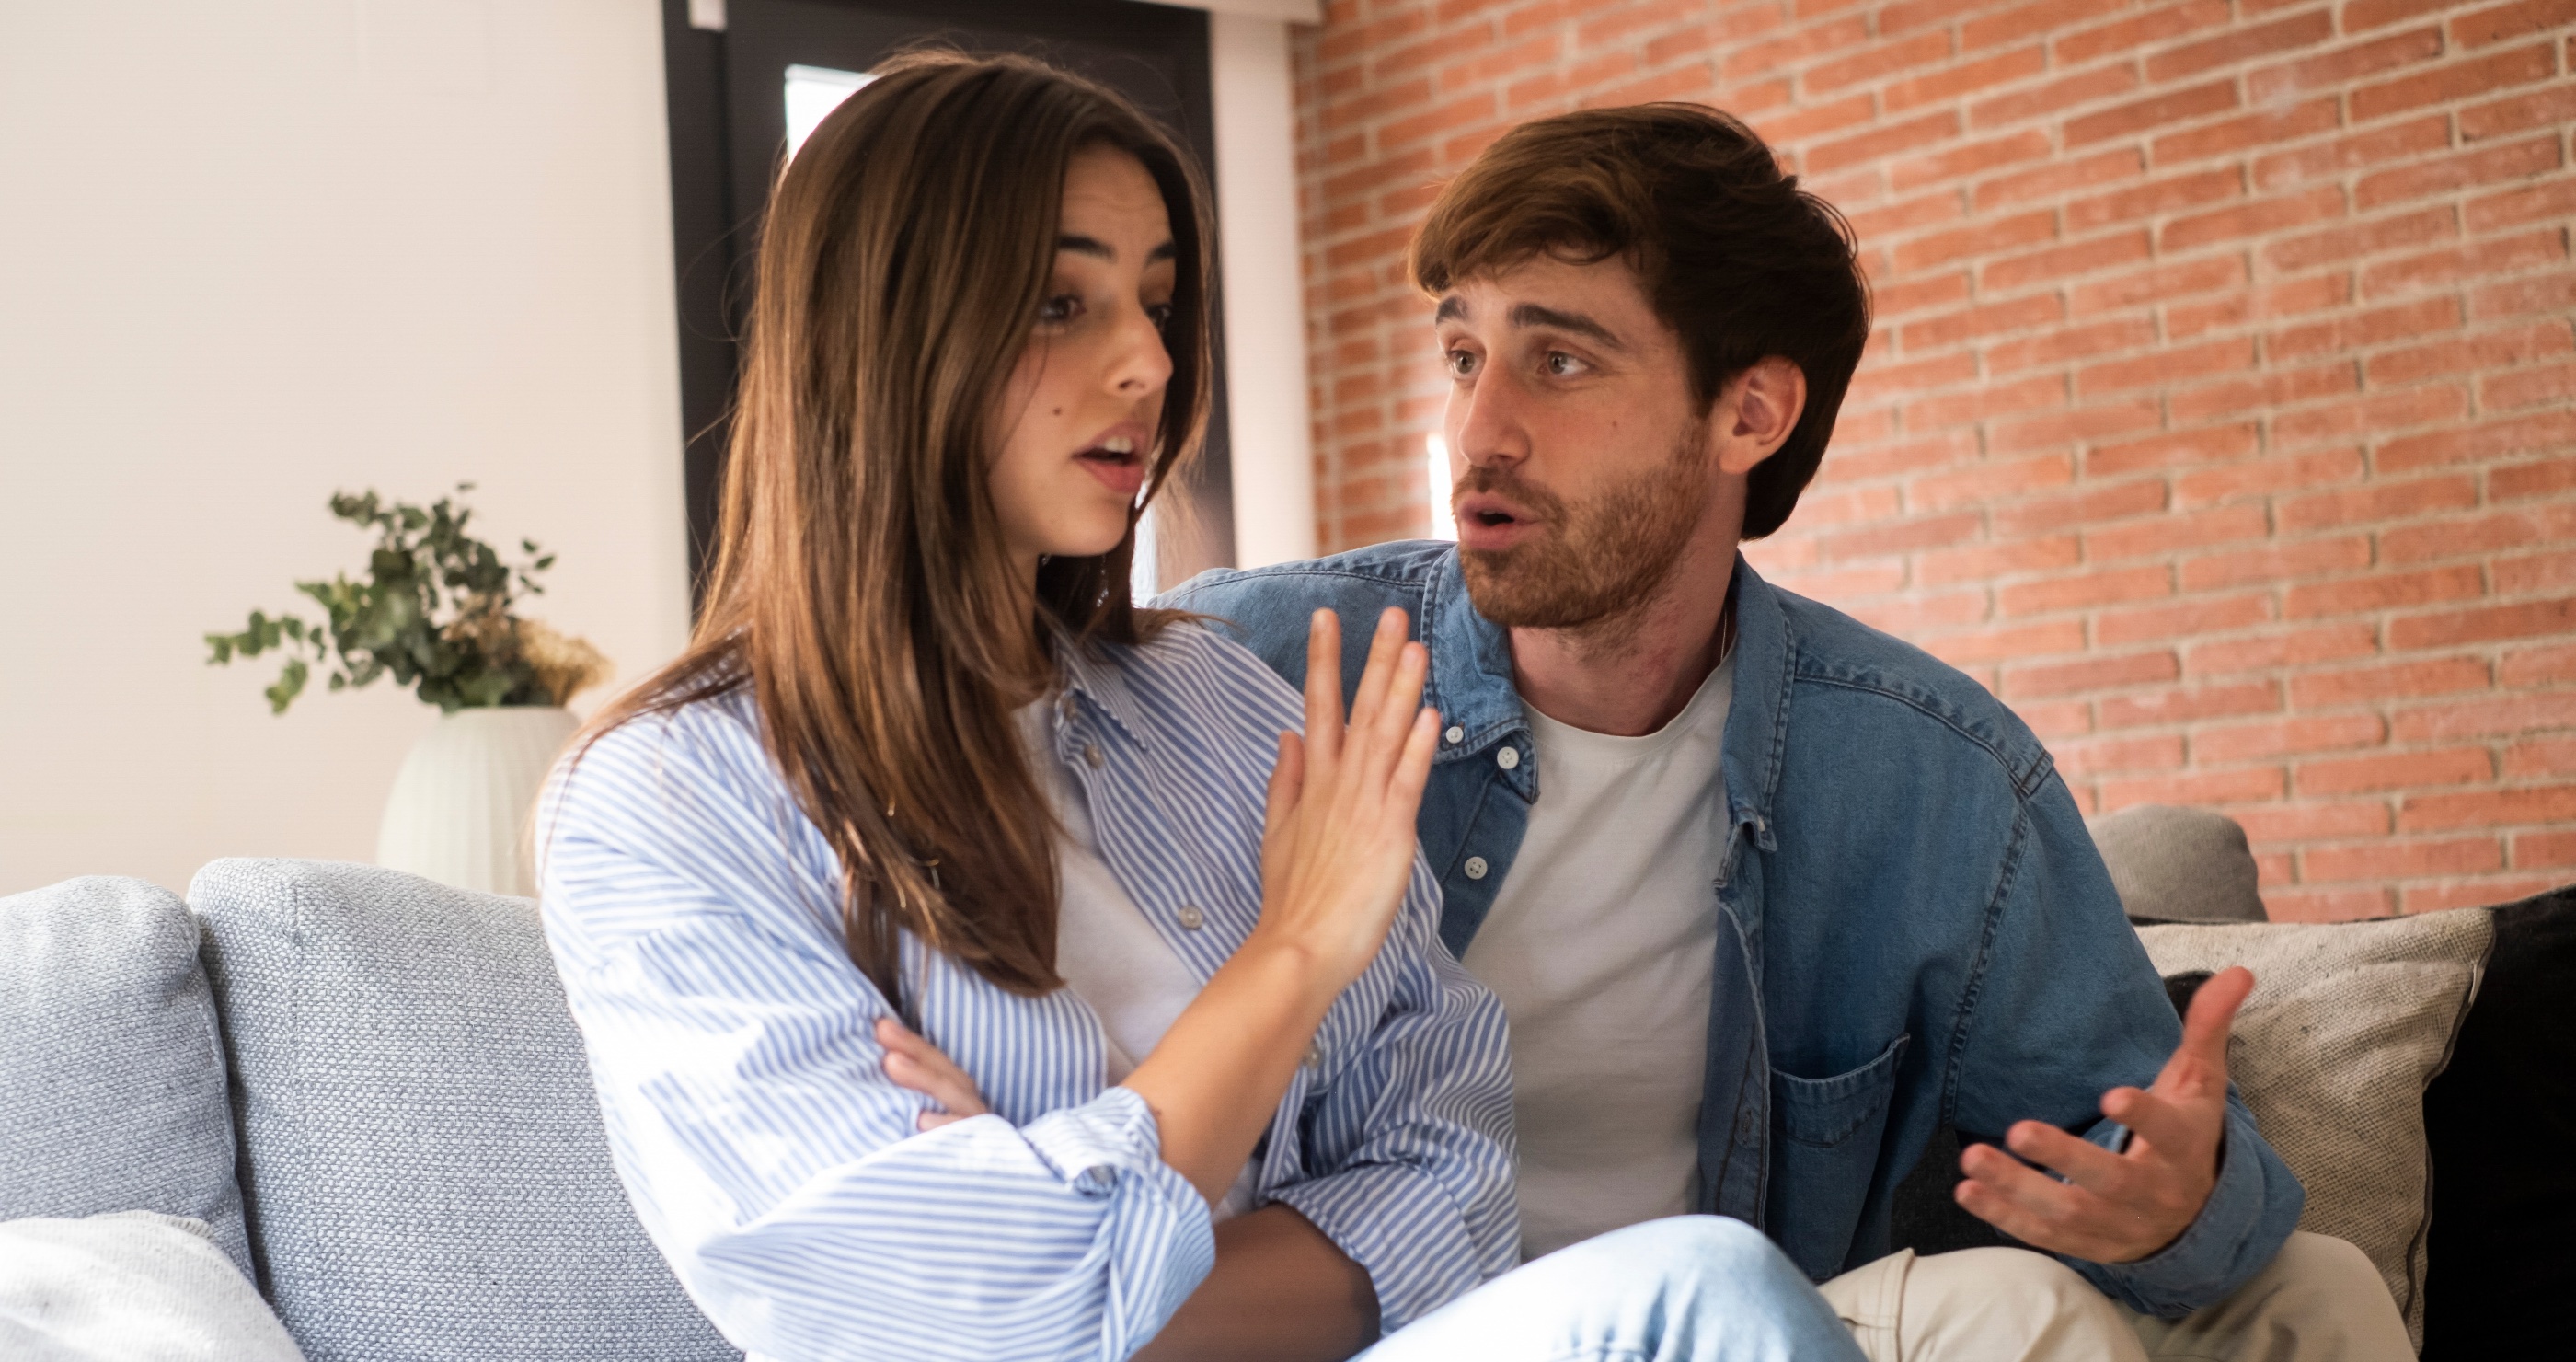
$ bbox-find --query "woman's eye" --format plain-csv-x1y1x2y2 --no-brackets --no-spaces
1145,302,1174,330
1038,294,1083,325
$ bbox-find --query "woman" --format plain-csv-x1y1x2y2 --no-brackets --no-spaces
541,52,1856,1362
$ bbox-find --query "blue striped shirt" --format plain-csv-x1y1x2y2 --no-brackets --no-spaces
537,621,1518,1362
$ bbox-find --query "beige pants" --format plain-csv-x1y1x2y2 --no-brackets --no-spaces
1818,1231,2412,1362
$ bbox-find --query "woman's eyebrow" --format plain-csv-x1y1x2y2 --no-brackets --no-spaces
1055,234,1179,263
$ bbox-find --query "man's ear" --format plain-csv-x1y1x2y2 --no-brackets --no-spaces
1708,358,1808,477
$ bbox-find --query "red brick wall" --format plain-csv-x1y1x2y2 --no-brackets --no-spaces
1292,0,2576,918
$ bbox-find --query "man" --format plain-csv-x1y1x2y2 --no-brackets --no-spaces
1167,105,2409,1360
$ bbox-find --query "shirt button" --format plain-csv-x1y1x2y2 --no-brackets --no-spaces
1444,725,1464,744
1463,856,1489,880
1302,1043,1323,1068
1177,904,1204,930
1496,746,1520,770
1083,743,1104,768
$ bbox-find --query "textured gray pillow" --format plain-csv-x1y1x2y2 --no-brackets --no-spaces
0,878,251,1279
189,859,736,1362
2139,910,2491,1350
2091,803,2268,922
0,1211,305,1361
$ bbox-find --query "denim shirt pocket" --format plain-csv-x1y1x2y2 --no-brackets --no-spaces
1766,1033,1910,1280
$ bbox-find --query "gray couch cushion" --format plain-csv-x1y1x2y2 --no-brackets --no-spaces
2090,803,2269,922
0,878,251,1279
190,859,735,1362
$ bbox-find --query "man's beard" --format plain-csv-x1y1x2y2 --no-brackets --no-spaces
1454,426,1712,632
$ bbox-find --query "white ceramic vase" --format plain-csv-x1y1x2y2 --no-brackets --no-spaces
375,706,581,898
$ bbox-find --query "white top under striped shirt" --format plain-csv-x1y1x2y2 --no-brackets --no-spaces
1027,698,1260,1219
537,621,1517,1362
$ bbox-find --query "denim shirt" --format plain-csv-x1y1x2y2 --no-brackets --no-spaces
1164,541,2303,1318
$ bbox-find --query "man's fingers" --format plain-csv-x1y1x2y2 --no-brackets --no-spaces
2161,965,2251,1095
2002,1119,2132,1195
1955,1141,2096,1244
2101,1085,2205,1160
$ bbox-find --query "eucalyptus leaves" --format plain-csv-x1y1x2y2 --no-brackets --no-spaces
206,486,609,714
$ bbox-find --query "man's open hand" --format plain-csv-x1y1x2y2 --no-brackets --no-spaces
1955,965,2253,1264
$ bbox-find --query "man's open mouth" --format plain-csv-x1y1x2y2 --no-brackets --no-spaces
1456,491,1535,531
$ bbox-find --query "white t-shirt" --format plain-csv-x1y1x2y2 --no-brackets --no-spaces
1027,705,1260,1219
1459,654,1733,1261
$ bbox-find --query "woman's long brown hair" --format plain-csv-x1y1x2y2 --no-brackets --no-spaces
581,52,1212,1008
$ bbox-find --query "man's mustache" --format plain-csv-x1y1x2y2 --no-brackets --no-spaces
1455,465,1566,524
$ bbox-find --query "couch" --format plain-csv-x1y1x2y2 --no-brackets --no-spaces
3,854,2568,1359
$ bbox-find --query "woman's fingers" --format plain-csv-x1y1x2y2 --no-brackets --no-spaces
877,1017,989,1130
1391,705,1440,807
1370,642,1431,769
1259,730,1305,888
1302,609,1344,775
1262,730,1305,844
1342,608,1410,737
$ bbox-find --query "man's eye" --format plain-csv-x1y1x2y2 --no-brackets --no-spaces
1446,349,1478,377
1542,352,1583,376
1039,294,1082,325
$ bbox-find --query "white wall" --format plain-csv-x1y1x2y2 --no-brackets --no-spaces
1210,12,1318,569
0,0,692,895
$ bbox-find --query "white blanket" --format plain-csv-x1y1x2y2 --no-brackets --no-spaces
0,1211,305,1362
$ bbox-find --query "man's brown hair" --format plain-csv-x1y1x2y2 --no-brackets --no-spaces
1411,104,1869,540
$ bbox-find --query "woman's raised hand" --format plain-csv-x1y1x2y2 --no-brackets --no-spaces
1251,607,1442,992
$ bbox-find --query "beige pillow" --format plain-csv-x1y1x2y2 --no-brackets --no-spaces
2138,910,2490,1350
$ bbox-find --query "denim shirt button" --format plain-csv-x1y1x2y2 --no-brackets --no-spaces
1463,856,1489,881
1444,725,1464,744
1176,904,1204,930
1496,746,1520,770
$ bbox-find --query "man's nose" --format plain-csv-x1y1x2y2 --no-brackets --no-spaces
1452,374,1525,468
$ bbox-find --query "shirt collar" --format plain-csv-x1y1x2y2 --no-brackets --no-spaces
1049,629,1154,752
1423,548,1526,763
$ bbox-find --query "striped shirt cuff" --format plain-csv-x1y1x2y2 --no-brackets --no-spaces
1023,1085,1189,1199
1269,1160,1485,1333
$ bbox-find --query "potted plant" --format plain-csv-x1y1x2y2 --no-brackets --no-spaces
207,486,609,897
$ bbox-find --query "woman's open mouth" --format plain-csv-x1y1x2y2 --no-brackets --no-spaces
1075,433,1146,497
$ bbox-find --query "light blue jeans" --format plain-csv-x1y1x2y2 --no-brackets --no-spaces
1358,1218,1867,1362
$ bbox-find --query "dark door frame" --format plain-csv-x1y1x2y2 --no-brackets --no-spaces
658,0,1234,607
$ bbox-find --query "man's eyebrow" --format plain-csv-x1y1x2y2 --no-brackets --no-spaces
1056,235,1179,263
1434,295,1469,324
1508,302,1624,350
